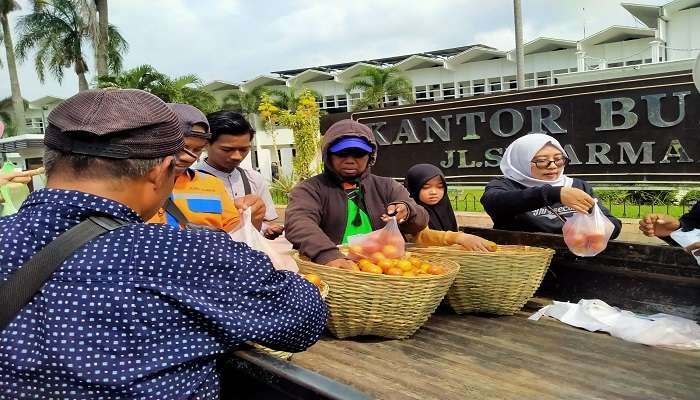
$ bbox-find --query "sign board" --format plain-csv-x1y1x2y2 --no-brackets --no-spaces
339,72,700,184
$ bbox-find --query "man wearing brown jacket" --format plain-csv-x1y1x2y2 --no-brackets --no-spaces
285,119,429,269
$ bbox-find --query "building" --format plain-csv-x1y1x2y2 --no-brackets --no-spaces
213,0,700,181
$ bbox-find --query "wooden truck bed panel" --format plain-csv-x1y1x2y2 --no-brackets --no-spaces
292,312,700,400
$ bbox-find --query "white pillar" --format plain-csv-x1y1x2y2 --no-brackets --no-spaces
576,50,586,71
650,40,662,63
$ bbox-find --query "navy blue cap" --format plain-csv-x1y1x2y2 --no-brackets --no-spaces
329,137,373,154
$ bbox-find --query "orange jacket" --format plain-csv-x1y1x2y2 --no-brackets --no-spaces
149,169,240,232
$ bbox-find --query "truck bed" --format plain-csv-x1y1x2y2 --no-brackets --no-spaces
291,310,700,400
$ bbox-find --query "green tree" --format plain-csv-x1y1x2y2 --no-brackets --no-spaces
345,66,414,111
267,83,321,112
98,64,219,114
278,90,321,181
15,0,128,92
0,96,28,137
221,86,266,117
0,0,26,135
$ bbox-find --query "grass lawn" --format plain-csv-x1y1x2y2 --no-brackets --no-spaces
274,187,690,219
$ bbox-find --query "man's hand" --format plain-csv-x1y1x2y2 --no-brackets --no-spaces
638,213,680,238
0,167,44,186
326,258,357,270
560,187,595,214
685,241,700,257
263,223,284,240
234,194,266,230
381,202,409,223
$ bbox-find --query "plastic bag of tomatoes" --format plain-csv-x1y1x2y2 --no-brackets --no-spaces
562,201,615,257
347,216,405,262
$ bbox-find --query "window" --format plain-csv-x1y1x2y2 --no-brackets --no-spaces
325,95,336,108
488,78,502,93
553,68,568,75
504,75,517,90
607,62,623,68
536,71,551,86
625,59,642,66
415,85,428,102
442,82,455,99
458,81,470,97
429,84,441,100
385,95,399,107
25,118,43,129
473,79,485,95
569,67,578,73
644,58,652,64
315,96,324,109
337,94,347,108
525,73,535,88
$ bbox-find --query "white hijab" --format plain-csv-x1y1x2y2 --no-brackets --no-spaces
500,134,573,188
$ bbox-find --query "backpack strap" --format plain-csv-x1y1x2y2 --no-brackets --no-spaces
0,215,130,331
164,197,190,227
236,167,252,196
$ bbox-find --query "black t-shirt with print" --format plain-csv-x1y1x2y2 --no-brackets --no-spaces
481,177,622,239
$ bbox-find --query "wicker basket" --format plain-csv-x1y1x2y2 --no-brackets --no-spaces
411,245,554,315
251,280,329,360
294,253,459,339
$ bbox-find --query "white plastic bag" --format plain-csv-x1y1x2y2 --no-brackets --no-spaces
529,299,700,350
670,228,700,266
347,217,406,262
229,208,298,272
562,201,614,257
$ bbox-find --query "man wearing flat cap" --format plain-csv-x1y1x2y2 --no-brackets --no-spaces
0,89,327,399
285,119,428,269
148,103,241,232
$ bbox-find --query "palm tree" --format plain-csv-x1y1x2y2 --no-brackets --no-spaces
98,64,219,114
221,86,266,117
345,66,414,111
0,96,28,137
15,0,127,92
0,0,26,135
94,0,108,77
267,83,321,112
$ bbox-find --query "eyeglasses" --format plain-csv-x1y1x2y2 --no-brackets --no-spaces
530,157,569,169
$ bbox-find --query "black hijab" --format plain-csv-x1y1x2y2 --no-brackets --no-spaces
405,164,458,232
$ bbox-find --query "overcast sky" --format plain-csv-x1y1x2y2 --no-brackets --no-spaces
0,0,664,100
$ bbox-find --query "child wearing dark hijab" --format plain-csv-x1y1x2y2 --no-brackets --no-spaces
405,164,495,251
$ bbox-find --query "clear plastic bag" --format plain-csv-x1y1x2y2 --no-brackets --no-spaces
562,201,614,257
347,217,406,262
229,208,298,272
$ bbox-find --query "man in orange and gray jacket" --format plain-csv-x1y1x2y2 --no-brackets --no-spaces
285,119,428,269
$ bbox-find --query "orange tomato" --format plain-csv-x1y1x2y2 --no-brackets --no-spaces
352,264,361,272
408,256,423,266
377,259,395,273
427,265,445,275
304,273,322,287
381,244,401,259
361,264,383,274
419,263,431,273
348,244,363,255
370,252,386,262
386,267,404,276
358,259,374,269
396,260,413,272
403,270,417,277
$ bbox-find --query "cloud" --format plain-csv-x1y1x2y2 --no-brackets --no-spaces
0,0,663,100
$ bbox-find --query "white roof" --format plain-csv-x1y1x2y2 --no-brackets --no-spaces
240,75,287,92
580,26,657,47
393,55,443,71
445,46,507,65
287,69,334,85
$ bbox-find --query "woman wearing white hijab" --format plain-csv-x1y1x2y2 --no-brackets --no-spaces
481,134,621,236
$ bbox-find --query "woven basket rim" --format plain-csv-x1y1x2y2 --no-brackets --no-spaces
293,253,459,281
412,244,554,255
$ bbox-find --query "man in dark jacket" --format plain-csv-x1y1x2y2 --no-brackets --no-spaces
285,119,429,269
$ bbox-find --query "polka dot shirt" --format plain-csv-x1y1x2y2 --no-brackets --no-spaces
0,189,328,399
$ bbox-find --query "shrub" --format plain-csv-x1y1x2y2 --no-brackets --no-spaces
681,190,700,206
594,189,628,203
625,190,678,205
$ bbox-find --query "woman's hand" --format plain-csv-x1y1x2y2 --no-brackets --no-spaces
560,187,595,214
381,202,408,223
456,233,497,252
